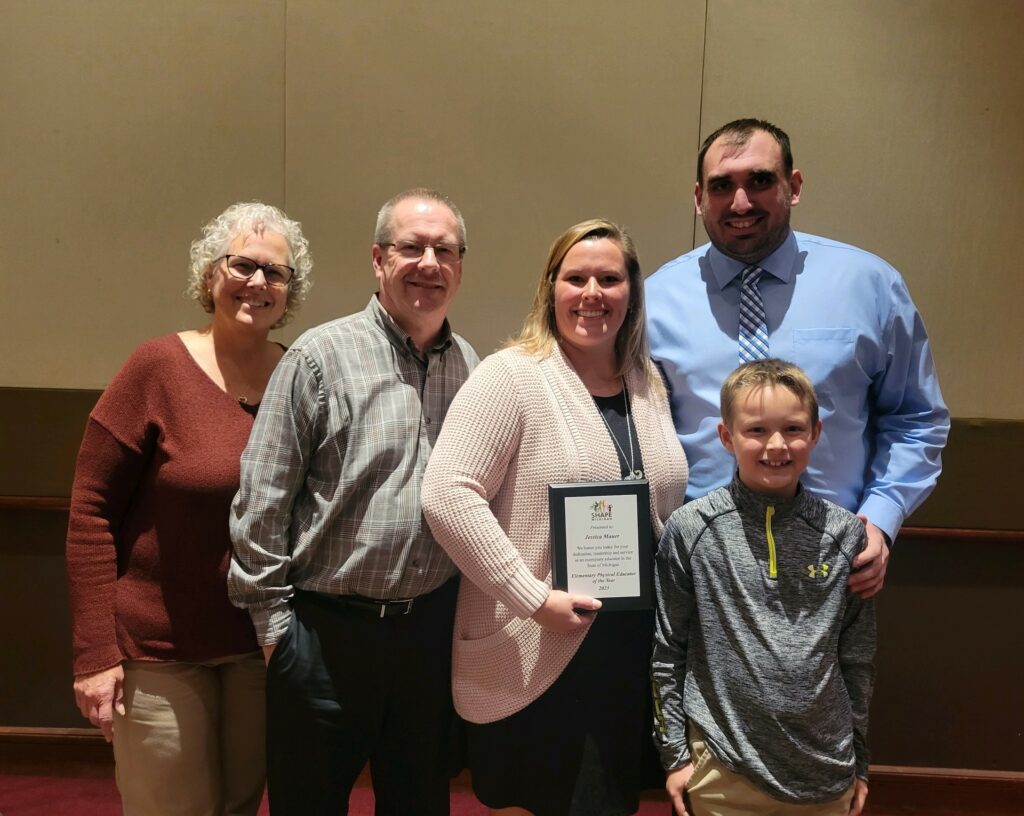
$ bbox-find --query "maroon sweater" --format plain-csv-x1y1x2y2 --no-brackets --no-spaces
67,334,259,675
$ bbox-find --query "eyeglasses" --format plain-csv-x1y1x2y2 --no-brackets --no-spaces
218,255,294,287
380,240,465,264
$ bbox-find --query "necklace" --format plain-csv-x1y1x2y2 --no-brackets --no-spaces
595,382,644,480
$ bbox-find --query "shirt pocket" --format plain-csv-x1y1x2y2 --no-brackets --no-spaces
792,328,868,399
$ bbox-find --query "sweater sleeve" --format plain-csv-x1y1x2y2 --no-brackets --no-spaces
651,510,697,770
421,355,549,618
839,519,877,779
66,418,152,675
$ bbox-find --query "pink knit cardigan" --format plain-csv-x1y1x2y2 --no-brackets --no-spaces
422,344,688,723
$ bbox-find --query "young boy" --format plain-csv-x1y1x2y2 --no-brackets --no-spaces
652,359,874,816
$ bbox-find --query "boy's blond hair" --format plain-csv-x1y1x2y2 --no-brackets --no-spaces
720,359,819,427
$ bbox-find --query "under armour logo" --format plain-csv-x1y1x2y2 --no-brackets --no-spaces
807,564,830,579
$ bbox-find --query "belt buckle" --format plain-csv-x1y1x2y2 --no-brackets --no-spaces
391,593,411,614
380,598,414,618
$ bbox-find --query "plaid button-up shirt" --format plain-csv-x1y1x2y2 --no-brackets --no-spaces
228,296,478,644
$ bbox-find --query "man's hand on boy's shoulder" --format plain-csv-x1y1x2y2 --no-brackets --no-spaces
665,762,694,815
848,778,869,816
848,515,890,599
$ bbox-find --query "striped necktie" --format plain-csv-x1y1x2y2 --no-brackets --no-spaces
738,265,769,362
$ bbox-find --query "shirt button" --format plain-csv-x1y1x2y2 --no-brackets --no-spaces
424,416,432,425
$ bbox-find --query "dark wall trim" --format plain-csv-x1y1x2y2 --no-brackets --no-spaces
2,386,1021,529
868,765,1024,815
900,527,1023,545
0,496,70,510
3,494,1021,543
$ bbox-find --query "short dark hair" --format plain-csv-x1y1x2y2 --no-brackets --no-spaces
697,119,793,184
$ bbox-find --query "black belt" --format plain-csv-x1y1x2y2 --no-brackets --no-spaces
324,594,416,619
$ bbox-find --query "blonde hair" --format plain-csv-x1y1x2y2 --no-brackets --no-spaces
720,359,819,428
508,218,657,388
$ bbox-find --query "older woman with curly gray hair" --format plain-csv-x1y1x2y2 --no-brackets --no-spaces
66,201,312,815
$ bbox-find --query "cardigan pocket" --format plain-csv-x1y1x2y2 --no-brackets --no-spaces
456,613,530,656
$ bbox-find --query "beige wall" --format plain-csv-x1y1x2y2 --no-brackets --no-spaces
2,0,1022,418
283,0,705,339
698,0,1024,419
1,1,287,383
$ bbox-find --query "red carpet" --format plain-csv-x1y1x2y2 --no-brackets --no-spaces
2,775,124,816
0,774,674,815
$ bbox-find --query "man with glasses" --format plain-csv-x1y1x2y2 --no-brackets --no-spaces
229,188,478,814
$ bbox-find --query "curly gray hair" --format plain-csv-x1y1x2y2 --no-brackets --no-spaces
186,201,313,327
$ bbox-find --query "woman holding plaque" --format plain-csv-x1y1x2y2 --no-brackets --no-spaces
422,219,687,816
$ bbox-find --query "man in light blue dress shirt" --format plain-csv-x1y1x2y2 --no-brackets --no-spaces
646,119,949,598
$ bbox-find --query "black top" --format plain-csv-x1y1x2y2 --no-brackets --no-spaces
592,390,644,479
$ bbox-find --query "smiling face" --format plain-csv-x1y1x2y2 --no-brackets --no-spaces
371,197,463,341
696,129,803,264
718,383,821,498
552,237,631,362
206,228,290,334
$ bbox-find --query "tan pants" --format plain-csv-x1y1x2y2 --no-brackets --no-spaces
112,652,266,816
686,728,855,816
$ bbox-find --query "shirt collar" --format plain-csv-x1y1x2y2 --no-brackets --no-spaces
708,228,799,291
367,295,454,360
728,472,813,517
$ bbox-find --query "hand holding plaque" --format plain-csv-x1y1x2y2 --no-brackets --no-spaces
548,480,652,611
531,589,601,632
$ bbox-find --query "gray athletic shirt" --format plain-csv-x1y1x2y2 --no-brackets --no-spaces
652,478,875,803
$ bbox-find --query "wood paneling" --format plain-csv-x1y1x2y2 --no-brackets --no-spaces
2,384,1021,769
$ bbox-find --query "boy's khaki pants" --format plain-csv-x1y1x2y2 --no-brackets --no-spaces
684,727,855,816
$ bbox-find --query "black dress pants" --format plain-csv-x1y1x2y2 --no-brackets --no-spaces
265,579,458,815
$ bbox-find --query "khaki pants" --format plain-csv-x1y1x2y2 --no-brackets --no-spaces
113,652,265,816
685,728,855,816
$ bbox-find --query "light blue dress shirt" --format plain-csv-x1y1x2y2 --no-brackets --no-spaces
645,230,949,541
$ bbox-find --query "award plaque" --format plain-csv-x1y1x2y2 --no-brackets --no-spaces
548,480,652,611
